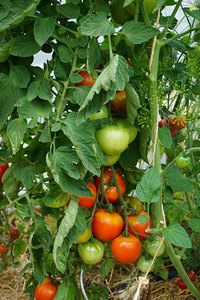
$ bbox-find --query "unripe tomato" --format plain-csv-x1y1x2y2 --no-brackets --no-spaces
10,228,20,240
89,106,109,120
176,154,191,168
92,209,124,241
96,124,129,155
110,0,135,25
104,153,120,166
144,235,165,257
137,255,154,273
115,119,137,144
94,168,126,203
143,0,158,15
165,144,182,160
78,227,92,244
78,183,97,210
124,196,144,211
78,239,104,264
111,234,142,263
111,90,126,113
75,71,95,87
0,163,9,184
34,278,58,300
0,244,9,254
126,211,152,240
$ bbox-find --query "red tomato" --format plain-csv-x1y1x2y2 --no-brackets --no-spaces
158,118,177,137
188,270,196,282
78,183,97,210
10,228,20,240
94,168,126,203
169,115,187,130
0,244,9,254
177,270,196,290
111,234,142,263
34,278,58,300
110,89,126,113
75,71,95,86
0,163,9,184
126,211,152,240
92,209,124,241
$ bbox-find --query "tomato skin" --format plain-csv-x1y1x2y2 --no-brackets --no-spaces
111,90,126,113
169,115,187,130
126,211,152,240
78,227,92,244
111,234,142,264
188,270,196,282
0,244,9,254
34,278,58,300
143,0,158,15
110,0,135,25
158,118,177,137
176,154,191,168
124,196,144,212
137,256,154,273
92,209,124,241
89,106,109,120
104,153,120,166
94,168,126,203
96,124,129,155
78,239,104,265
176,271,196,290
0,163,9,184
144,235,165,257
10,228,20,240
75,71,95,87
78,183,97,210
115,119,137,144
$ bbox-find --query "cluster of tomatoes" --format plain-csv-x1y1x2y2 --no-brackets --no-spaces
158,115,187,137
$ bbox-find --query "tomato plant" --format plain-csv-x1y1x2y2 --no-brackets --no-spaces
0,244,9,254
126,211,152,240
176,153,191,168
10,228,20,240
78,239,104,264
89,106,109,120
124,196,144,211
92,209,124,241
0,163,9,184
96,124,129,155
75,71,95,86
115,118,137,143
78,183,97,210
34,278,58,300
137,256,154,273
169,115,187,130
94,168,126,203
78,227,92,244
110,90,127,113
111,234,142,263
144,235,165,257
165,144,182,160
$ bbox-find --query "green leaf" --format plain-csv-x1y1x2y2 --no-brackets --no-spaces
29,239,45,284
183,8,200,20
39,123,51,143
51,123,61,132
162,223,192,248
0,73,25,129
139,126,151,163
2,167,20,200
124,0,133,6
27,79,52,102
165,165,194,192
13,238,26,257
10,32,41,57
87,37,101,73
0,38,16,62
122,22,159,44
137,215,148,223
16,203,31,220
53,200,78,273
63,113,106,176
70,73,84,84
188,218,200,233
54,278,76,300
7,118,27,155
136,167,162,203
79,13,114,37
10,65,30,88
27,81,40,101
13,162,36,189
126,83,141,123
58,45,73,64
119,138,140,170
158,126,172,149
31,216,53,253
44,190,70,208
34,17,55,46
77,55,129,124
56,3,80,19
100,257,115,278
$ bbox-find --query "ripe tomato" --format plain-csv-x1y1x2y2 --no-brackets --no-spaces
111,90,126,113
169,115,187,130
126,211,152,240
177,270,196,290
78,227,92,244
0,244,9,254
75,71,95,87
78,183,97,209
124,196,144,211
158,118,177,137
92,209,124,241
115,119,137,144
176,154,191,168
188,270,196,282
0,163,9,184
78,239,104,264
89,106,109,120
10,228,20,240
110,0,135,25
111,234,142,263
35,278,58,300
96,124,129,155
94,168,126,203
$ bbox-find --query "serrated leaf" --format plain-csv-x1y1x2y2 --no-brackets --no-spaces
87,37,101,73
2,167,20,200
0,39,16,62
56,3,80,19
13,162,36,189
58,45,73,63
31,216,53,252
126,83,141,123
119,138,140,170
53,200,78,273
27,81,40,101
10,32,41,57
100,257,115,278
13,239,26,257
44,191,70,208
122,22,159,44
136,167,162,203
165,165,194,192
7,118,27,155
39,123,51,143
162,223,192,248
34,17,55,46
188,218,200,233
79,12,114,37
10,65,30,88
158,126,172,149
54,278,75,300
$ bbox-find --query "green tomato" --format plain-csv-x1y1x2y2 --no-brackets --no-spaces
143,0,158,15
124,196,144,211
144,236,165,257
104,153,120,166
89,106,109,120
78,227,92,244
115,119,137,144
165,144,182,160
96,125,129,155
176,153,191,168
137,256,154,273
110,0,135,25
78,240,104,265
